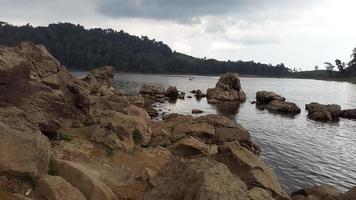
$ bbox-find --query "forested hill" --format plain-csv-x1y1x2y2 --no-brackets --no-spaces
0,21,291,76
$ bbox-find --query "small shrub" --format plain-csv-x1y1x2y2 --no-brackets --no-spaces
132,129,143,144
48,158,59,176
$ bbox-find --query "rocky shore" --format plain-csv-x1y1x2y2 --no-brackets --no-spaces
0,42,355,200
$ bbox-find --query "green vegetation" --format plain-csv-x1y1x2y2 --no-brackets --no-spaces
48,157,59,176
132,129,143,144
0,21,290,76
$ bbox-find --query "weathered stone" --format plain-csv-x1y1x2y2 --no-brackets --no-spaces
82,66,115,96
256,91,286,104
140,85,165,95
215,142,290,200
36,175,86,200
143,157,250,200
168,136,217,157
206,73,246,102
291,185,341,200
165,86,179,98
266,100,301,114
57,160,116,200
306,102,341,121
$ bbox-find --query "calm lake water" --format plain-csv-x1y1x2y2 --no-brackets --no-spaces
74,72,356,193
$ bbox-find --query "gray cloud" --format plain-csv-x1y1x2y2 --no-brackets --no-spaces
96,0,321,24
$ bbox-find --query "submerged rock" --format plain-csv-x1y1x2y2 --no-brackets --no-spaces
192,109,204,114
206,73,246,102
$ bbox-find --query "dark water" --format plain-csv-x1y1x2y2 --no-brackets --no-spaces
73,72,356,193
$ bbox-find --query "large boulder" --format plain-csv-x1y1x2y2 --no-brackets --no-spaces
256,91,286,104
291,185,341,200
140,85,165,95
306,103,341,121
167,136,217,157
142,157,250,200
0,112,50,176
36,175,86,200
82,66,115,96
206,73,246,102
0,42,91,126
215,142,290,200
164,86,179,98
57,160,116,200
266,100,301,114
91,110,152,151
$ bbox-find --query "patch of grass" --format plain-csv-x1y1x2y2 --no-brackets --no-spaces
18,172,36,188
132,129,143,144
48,158,59,176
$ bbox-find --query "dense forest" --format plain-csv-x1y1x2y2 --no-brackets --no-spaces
0,21,291,76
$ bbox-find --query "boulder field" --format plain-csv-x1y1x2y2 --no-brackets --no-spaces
0,42,355,200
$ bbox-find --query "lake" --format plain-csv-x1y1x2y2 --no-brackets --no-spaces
74,72,356,193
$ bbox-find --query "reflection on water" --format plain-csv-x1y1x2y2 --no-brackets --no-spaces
72,72,356,193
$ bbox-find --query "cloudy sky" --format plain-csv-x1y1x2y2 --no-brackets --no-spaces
1,0,355,70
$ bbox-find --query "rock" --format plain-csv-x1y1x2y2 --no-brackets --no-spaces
0,42,91,125
306,103,341,121
266,100,301,114
0,120,50,176
291,185,341,200
187,95,192,98
192,109,204,114
339,109,356,119
341,186,356,200
36,175,86,200
57,160,116,200
92,110,151,150
206,73,246,102
142,157,250,200
215,142,290,200
256,91,286,104
177,92,185,99
140,85,165,95
168,136,217,157
248,187,275,200
82,66,115,96
165,86,179,98
194,89,206,99
207,99,219,104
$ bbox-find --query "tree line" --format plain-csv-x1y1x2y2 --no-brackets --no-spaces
0,21,291,76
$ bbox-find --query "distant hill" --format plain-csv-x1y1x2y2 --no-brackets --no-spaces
0,21,291,76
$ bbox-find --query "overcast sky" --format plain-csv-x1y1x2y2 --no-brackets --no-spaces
1,0,355,70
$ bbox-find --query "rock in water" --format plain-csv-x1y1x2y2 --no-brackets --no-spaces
165,86,179,98
339,109,356,119
206,73,246,102
305,102,341,121
291,185,341,200
192,109,204,114
256,91,286,104
266,100,301,114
